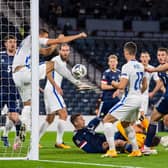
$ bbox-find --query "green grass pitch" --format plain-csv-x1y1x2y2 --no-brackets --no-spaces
0,132,168,168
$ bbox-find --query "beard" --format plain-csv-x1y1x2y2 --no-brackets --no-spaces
8,46,16,53
60,54,69,61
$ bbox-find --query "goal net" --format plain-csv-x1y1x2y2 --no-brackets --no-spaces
0,0,39,160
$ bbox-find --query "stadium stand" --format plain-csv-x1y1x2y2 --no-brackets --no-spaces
1,0,168,119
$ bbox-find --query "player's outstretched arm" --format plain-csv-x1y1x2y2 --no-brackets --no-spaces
53,59,80,86
40,34,65,56
145,63,168,73
46,32,87,46
40,44,57,56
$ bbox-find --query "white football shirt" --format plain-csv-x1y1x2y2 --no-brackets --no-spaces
45,55,65,90
121,60,145,96
12,35,48,71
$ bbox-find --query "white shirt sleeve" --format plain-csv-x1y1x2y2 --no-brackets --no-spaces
144,71,148,79
39,38,49,46
121,64,129,79
152,72,159,81
54,59,81,86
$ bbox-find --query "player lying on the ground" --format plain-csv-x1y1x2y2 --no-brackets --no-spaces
70,114,168,153
115,115,166,154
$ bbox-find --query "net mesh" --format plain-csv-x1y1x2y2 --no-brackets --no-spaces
0,0,31,158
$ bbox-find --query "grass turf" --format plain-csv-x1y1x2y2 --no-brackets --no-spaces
0,132,168,168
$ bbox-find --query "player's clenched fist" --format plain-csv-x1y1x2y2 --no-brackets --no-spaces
79,32,87,38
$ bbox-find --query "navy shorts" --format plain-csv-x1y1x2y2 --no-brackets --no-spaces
156,96,168,115
98,97,120,118
0,92,21,113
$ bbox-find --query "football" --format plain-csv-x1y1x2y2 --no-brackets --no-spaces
160,136,168,147
72,64,87,79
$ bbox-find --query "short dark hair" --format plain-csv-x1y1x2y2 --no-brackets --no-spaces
59,43,70,50
140,51,150,58
140,51,150,55
124,41,137,55
39,28,49,35
157,47,168,54
70,113,81,125
4,35,16,43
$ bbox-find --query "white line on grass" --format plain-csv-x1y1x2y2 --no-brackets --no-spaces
39,160,143,168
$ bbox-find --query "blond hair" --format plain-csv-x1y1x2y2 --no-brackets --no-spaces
108,54,118,61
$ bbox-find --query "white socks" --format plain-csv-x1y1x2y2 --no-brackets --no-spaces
39,118,66,144
21,106,31,130
39,121,49,140
125,126,139,151
3,119,14,137
56,119,66,144
104,123,116,150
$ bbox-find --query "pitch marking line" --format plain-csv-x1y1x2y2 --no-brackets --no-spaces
39,159,144,168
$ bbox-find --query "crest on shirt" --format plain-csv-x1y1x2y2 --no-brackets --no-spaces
75,140,80,145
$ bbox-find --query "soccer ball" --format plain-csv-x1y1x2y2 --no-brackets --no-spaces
72,64,87,79
160,136,168,147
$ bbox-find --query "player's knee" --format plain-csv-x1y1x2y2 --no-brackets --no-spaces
163,115,168,127
58,109,67,120
150,108,163,122
46,114,55,124
8,113,19,122
59,115,67,121
103,114,116,124
47,118,54,124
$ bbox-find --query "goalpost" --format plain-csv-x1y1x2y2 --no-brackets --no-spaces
29,0,39,160
0,0,39,160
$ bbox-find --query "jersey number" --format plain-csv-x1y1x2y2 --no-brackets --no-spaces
7,65,12,73
134,72,143,90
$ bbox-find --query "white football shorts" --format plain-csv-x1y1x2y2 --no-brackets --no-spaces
13,64,46,102
108,95,142,122
44,87,66,114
